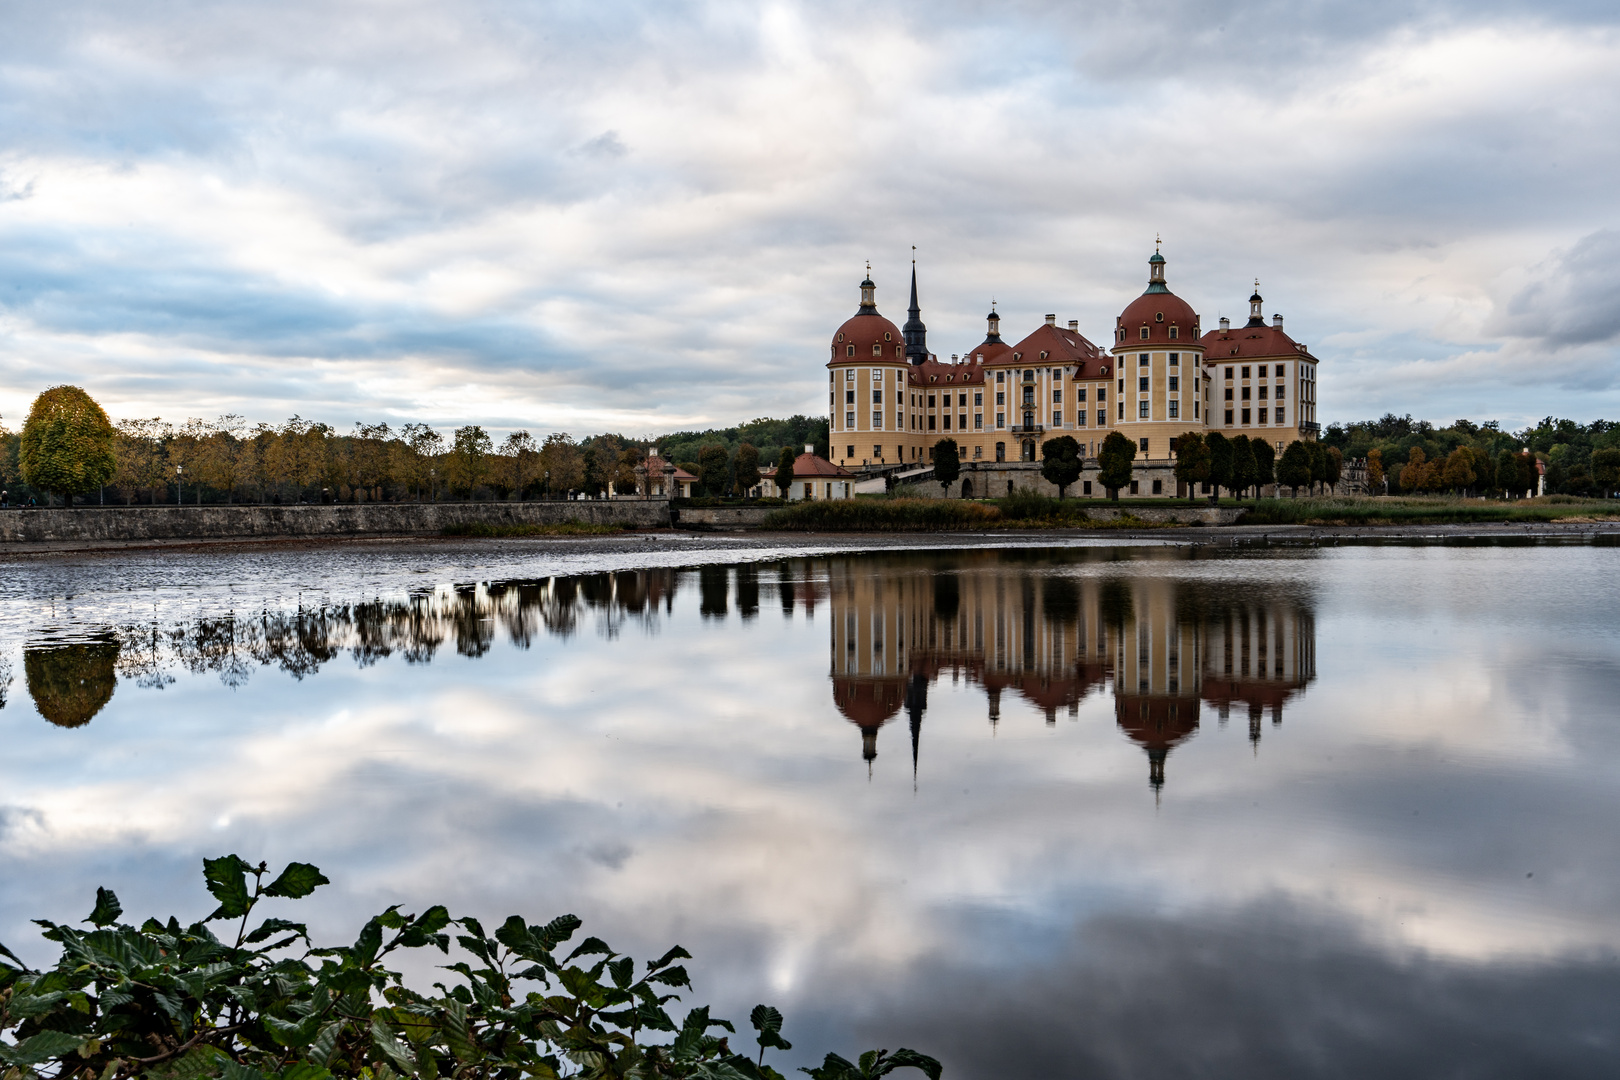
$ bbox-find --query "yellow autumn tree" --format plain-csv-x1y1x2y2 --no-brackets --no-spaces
20,386,118,504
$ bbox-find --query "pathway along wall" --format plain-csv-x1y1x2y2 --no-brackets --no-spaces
0,501,670,544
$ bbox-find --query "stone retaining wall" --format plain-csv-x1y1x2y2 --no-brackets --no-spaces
1084,505,1246,525
0,501,671,544
672,506,778,529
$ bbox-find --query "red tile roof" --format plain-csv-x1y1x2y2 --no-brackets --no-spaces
645,455,697,480
1115,291,1200,349
830,313,908,366
1198,325,1315,362
1000,322,1111,376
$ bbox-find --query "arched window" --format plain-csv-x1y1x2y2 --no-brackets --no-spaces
1139,326,1150,340
847,345,855,356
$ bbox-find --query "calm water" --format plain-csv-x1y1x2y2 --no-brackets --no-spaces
3,539,1619,1078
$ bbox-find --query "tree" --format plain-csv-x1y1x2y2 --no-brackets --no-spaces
1172,431,1210,502
1040,435,1082,498
615,446,643,495
1441,446,1475,494
1097,431,1136,501
111,418,171,505
1206,431,1232,500
1230,435,1258,499
1253,438,1276,494
1400,446,1428,494
1592,448,1620,497
19,386,117,505
1306,441,1329,495
1277,440,1312,496
933,438,961,496
447,425,492,496
698,443,731,497
1324,445,1343,494
500,430,540,499
1366,448,1385,494
734,441,761,496
775,445,796,497
538,432,584,496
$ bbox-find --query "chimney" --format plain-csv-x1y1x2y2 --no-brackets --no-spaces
804,444,814,455
951,354,959,363
1273,314,1284,330
1068,320,1079,332
1219,316,1230,332
1044,313,1056,326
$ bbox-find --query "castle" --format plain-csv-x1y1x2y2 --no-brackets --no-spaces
827,247,1321,495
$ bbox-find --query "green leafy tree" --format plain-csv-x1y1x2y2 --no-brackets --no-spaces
1307,441,1329,495
1172,431,1210,503
1229,435,1258,499
538,433,584,497
0,858,940,1080
1441,446,1475,493
1277,441,1312,496
1252,438,1275,494
1206,432,1232,500
698,444,731,497
1366,448,1385,494
775,447,795,497
1097,431,1136,501
1325,445,1344,494
19,386,117,505
1591,448,1620,496
734,442,761,496
1040,435,1082,498
932,438,961,496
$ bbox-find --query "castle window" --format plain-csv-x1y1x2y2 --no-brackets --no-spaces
847,345,855,356
1139,353,1149,365
1039,351,1048,360
1169,353,1179,366
1241,366,1251,378
1168,376,1179,391
838,333,844,341
1169,326,1179,339
1169,400,1179,418
1155,312,1164,323
846,369,855,381
1139,326,1150,340
871,368,880,380
1225,367,1234,379
1138,401,1150,417
872,344,881,356
996,371,1005,383
884,332,892,341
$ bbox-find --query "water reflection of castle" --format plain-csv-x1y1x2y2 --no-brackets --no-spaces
825,551,1316,790
15,553,1313,791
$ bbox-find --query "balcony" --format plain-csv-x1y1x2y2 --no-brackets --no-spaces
1009,425,1045,436
1300,421,1320,434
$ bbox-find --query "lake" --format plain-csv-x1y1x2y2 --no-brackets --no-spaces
2,537,1618,1078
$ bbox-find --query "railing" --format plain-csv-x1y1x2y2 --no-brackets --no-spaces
1009,425,1045,435
1300,421,1321,434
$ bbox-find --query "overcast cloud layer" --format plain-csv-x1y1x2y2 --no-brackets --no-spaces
1,0,1618,436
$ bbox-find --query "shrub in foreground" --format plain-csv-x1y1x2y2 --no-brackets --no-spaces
0,858,940,1080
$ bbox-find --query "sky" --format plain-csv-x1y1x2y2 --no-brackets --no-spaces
1,0,1617,440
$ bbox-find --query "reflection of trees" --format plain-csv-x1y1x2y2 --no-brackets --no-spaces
41,571,684,704
25,634,120,727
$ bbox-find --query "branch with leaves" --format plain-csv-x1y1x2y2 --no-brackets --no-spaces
0,859,941,1080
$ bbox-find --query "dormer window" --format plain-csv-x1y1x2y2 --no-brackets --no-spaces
1169,326,1179,339
871,344,881,356
1039,351,1048,360
1139,327,1150,340
838,333,845,342
1155,312,1164,323
883,332,892,341
846,345,855,356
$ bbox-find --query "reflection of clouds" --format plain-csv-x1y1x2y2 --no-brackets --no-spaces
1,543,1618,1075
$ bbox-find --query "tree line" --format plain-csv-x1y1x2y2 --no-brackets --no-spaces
0,385,831,506
1323,414,1620,497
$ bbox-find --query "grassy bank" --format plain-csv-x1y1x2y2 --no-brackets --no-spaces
1237,495,1620,526
442,521,626,537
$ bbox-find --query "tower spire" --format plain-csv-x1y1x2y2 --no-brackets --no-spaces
857,262,877,315
1247,279,1265,327
1145,243,1169,294
902,250,929,364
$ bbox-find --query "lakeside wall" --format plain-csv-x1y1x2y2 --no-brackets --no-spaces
0,500,670,544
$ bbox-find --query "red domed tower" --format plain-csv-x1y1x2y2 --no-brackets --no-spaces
828,267,911,469
1109,244,1206,467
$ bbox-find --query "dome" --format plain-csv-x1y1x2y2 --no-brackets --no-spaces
830,271,907,365
1115,248,1200,348
831,313,907,365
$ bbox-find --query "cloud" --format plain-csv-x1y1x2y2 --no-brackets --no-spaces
0,0,1618,431
1492,229,1620,348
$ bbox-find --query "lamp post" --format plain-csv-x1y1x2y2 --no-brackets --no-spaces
429,467,436,503
176,465,183,506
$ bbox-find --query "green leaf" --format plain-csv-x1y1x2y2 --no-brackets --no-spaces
798,1053,858,1080
203,855,255,920
221,1060,266,1080
352,917,384,968
0,1029,84,1066
879,1049,942,1080
264,862,329,900
371,1016,419,1076
244,918,310,946
751,1005,791,1052
562,936,612,964
0,938,29,972
280,1066,334,1080
441,999,477,1064
86,886,123,927
534,915,582,951
306,1021,344,1067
